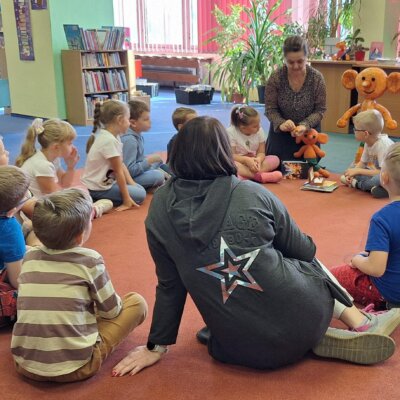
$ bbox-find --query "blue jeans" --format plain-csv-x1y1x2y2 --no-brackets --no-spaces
89,182,146,206
134,168,165,189
354,173,381,192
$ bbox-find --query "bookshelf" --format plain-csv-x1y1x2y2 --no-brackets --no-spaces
61,50,135,125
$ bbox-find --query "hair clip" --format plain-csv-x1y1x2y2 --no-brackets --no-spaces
31,118,45,135
235,106,246,120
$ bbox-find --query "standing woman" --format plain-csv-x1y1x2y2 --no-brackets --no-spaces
265,35,327,162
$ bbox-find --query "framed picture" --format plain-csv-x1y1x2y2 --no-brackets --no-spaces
369,41,384,60
31,0,47,9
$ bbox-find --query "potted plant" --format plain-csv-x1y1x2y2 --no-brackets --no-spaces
346,28,369,61
209,0,300,103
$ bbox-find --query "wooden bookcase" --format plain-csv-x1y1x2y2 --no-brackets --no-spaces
61,49,135,125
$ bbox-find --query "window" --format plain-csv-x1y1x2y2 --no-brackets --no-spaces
113,0,198,53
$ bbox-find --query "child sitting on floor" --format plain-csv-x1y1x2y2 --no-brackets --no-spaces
0,166,30,325
227,105,282,183
11,188,148,382
341,110,394,198
121,100,167,190
16,118,80,198
332,142,400,310
166,107,198,163
82,100,146,211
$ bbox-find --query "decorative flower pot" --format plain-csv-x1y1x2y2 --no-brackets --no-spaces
232,93,245,104
354,50,366,61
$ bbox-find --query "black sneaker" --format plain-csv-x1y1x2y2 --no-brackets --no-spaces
196,326,210,345
371,185,388,199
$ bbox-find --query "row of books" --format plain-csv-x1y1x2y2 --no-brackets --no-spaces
64,24,128,51
85,93,129,119
83,69,128,94
82,52,123,68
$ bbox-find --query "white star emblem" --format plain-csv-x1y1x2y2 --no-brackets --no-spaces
197,238,263,303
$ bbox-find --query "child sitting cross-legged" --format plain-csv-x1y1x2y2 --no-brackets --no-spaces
11,188,147,382
121,100,167,190
332,142,400,311
341,110,394,198
0,166,30,326
227,105,282,183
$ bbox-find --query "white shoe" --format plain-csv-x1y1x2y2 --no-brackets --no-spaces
93,199,113,218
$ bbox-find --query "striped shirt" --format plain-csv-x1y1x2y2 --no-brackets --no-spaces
11,246,122,377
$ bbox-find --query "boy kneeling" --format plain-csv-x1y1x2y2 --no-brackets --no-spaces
11,188,147,382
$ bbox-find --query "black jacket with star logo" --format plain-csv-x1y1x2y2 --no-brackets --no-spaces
145,175,350,369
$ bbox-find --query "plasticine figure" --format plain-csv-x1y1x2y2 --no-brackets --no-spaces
293,129,330,178
332,41,350,61
337,67,400,130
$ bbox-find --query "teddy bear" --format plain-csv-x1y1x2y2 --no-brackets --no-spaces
293,129,330,178
337,67,400,130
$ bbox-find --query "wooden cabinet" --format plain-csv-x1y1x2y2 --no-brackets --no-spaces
61,50,135,125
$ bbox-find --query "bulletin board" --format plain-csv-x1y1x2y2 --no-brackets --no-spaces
13,0,35,61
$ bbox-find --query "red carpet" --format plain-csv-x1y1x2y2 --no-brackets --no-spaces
1,175,398,400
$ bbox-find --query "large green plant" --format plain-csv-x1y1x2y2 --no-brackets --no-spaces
209,0,300,102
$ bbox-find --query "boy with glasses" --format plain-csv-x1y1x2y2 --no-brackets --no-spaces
341,109,394,198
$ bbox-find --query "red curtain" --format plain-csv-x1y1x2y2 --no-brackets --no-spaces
198,0,293,53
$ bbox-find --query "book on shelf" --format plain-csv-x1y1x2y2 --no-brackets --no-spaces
63,24,84,50
64,25,128,51
82,69,128,93
301,168,338,193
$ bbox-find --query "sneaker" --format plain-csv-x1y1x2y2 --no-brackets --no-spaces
312,327,395,365
371,185,389,199
340,175,348,185
354,305,400,336
196,326,210,345
93,199,113,218
350,178,358,188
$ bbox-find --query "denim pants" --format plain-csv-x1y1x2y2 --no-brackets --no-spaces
354,173,381,192
89,182,147,206
134,167,165,189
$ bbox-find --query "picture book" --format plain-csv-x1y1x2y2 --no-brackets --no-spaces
63,24,84,50
282,161,309,179
300,167,338,192
369,42,384,60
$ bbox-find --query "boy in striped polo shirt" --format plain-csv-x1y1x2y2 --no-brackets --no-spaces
11,188,147,382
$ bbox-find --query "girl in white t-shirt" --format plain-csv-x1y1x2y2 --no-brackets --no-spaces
82,100,146,211
227,106,282,183
16,118,80,198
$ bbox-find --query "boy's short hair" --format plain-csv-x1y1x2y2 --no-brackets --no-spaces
353,110,384,135
383,142,400,190
128,100,150,120
172,107,197,130
0,166,29,213
33,188,93,250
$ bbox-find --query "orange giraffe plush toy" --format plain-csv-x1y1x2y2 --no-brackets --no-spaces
337,67,400,130
293,129,330,178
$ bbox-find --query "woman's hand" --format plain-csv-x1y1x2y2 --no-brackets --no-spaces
112,346,162,377
116,198,140,212
290,125,307,137
64,146,80,170
279,120,296,132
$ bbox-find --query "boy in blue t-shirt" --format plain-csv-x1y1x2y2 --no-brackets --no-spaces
0,166,30,289
332,142,400,309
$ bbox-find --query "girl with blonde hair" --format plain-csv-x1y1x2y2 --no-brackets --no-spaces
16,118,79,198
82,100,146,211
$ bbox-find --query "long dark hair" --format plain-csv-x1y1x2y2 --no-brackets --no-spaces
170,116,237,180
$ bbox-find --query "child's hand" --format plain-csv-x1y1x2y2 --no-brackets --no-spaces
245,157,259,173
345,168,363,178
147,154,163,164
64,146,80,170
116,198,140,211
112,346,162,377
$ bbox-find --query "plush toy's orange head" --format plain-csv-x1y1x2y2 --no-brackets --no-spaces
296,129,329,145
335,41,346,50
